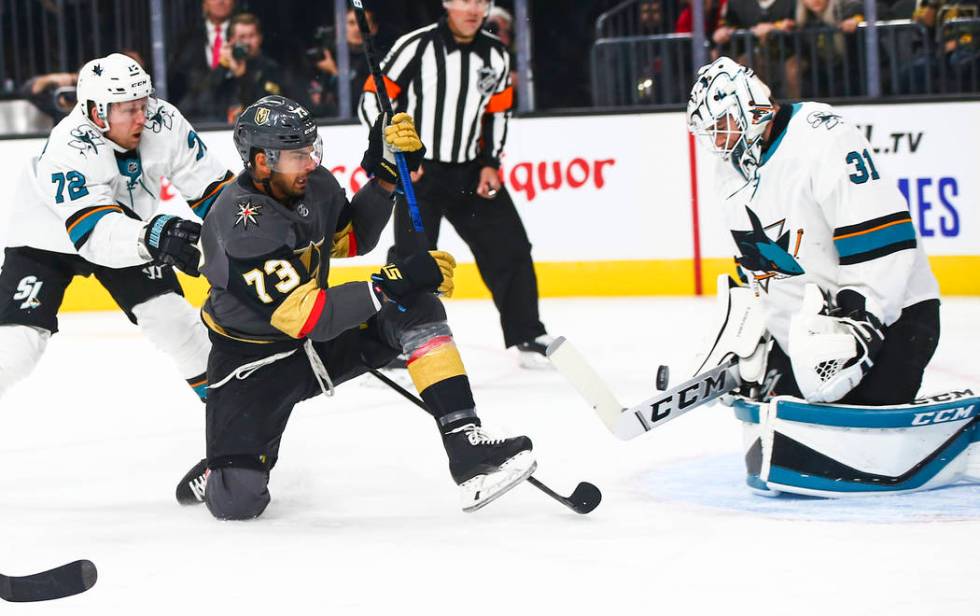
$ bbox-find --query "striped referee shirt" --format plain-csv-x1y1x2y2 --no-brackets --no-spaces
359,17,513,168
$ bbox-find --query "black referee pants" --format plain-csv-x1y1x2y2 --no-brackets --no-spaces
389,160,546,348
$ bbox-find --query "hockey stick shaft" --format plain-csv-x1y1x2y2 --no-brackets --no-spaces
351,0,426,239
547,336,741,440
366,368,600,513
0,560,97,603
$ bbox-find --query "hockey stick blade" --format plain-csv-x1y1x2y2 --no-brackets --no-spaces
527,476,601,514
614,358,740,439
0,560,97,603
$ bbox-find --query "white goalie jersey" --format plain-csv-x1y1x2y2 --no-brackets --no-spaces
5,98,232,268
710,101,940,351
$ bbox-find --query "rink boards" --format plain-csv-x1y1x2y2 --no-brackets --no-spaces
0,100,976,310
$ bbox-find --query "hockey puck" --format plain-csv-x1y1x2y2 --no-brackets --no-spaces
655,365,670,391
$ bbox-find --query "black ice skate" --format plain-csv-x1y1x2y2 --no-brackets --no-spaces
175,458,209,505
516,334,557,370
443,424,536,512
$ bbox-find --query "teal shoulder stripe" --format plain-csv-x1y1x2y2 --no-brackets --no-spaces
834,220,916,259
67,208,119,247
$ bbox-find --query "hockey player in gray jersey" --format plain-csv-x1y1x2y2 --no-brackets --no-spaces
0,53,232,402
180,96,535,519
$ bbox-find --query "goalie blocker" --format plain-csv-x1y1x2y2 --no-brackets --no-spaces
734,389,980,497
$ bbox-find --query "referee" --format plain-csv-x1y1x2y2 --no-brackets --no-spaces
359,0,554,369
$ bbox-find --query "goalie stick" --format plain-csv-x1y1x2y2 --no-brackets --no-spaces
0,560,97,603
546,337,741,440
367,368,602,514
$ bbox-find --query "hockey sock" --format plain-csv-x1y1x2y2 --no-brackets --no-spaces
185,371,208,402
402,330,479,432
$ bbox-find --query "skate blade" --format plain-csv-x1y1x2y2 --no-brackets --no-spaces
460,451,537,513
519,352,555,371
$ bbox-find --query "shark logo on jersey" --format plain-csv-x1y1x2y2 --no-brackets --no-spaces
731,206,805,292
68,125,104,157
235,200,262,228
147,106,174,133
807,111,842,130
476,67,498,96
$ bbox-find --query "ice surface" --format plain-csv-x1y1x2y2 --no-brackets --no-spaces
1,297,978,614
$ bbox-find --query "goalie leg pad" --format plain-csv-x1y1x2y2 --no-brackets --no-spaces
733,389,980,497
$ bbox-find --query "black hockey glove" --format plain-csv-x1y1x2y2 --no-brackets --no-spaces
142,214,202,277
371,251,455,306
361,112,425,185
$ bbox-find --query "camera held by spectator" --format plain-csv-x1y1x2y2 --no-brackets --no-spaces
180,12,286,124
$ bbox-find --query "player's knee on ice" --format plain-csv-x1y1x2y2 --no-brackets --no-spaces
204,467,270,520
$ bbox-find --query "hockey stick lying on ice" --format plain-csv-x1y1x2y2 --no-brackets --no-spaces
367,368,602,514
0,560,97,602
546,337,740,440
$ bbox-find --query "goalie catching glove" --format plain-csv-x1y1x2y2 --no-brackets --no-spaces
361,112,426,185
789,284,885,403
371,250,456,306
140,214,202,276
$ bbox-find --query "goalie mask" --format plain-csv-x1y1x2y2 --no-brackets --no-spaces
234,95,322,174
76,53,153,133
687,57,774,182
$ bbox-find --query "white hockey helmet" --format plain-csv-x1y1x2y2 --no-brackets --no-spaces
687,57,774,182
76,53,153,133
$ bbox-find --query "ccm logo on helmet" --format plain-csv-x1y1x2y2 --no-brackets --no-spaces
911,405,977,426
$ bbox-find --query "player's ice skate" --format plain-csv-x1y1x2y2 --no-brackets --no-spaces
517,334,557,370
443,424,536,512
175,458,209,505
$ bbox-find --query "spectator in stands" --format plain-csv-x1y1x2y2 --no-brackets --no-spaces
675,0,727,36
303,8,377,118
638,0,669,34
713,0,797,96
911,0,980,92
181,13,287,124
784,0,864,97
168,0,236,106
20,72,76,123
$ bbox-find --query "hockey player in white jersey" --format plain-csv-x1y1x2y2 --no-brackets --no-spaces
687,56,940,406
0,53,233,401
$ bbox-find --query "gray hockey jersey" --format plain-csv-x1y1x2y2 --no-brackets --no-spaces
200,168,394,345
